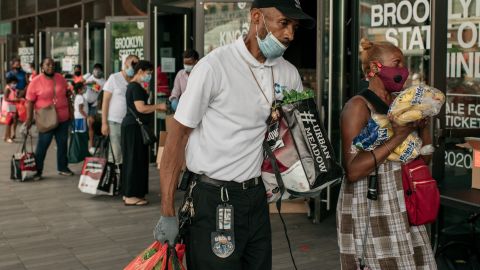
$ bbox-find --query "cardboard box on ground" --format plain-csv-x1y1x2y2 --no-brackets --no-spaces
269,198,310,214
465,137,480,189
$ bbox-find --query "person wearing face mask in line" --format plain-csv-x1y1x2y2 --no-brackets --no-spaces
121,60,166,206
101,55,139,184
2,76,20,143
153,0,314,269
72,65,85,84
168,49,199,111
84,63,106,154
6,58,28,98
24,58,75,179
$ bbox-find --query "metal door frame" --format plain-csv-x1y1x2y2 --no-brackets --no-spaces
85,21,106,74
0,37,7,90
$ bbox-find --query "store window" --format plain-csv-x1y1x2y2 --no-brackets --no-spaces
358,0,431,87
38,12,58,29
1,0,16,20
59,6,82,27
18,0,36,16
60,0,79,6
7,35,34,72
18,18,34,35
110,21,145,73
203,2,251,55
39,0,58,12
443,0,480,188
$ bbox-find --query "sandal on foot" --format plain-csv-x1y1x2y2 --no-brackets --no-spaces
124,199,149,206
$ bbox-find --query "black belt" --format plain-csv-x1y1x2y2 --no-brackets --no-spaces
197,174,262,190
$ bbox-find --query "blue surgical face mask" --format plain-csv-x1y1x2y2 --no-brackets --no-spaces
256,14,288,59
10,83,17,89
184,65,194,73
142,74,152,83
126,67,135,77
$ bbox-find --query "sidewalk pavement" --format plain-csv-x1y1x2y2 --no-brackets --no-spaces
0,125,340,270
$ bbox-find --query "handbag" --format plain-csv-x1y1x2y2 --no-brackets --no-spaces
127,106,156,145
35,78,58,133
10,135,37,181
401,159,440,225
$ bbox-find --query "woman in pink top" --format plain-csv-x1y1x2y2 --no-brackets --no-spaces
25,58,74,179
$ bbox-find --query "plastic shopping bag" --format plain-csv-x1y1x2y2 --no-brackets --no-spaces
124,241,186,270
389,84,445,126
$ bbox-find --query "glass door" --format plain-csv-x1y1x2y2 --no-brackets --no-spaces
150,4,193,135
45,27,82,75
6,34,35,73
105,16,148,77
86,22,106,74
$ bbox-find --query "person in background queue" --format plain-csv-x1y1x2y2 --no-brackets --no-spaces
153,0,314,269
169,49,199,111
24,58,74,179
2,76,20,142
101,55,139,179
73,64,85,84
122,60,166,206
336,39,436,269
6,58,28,97
84,63,105,153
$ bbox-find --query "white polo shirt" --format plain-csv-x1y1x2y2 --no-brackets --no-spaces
175,37,303,182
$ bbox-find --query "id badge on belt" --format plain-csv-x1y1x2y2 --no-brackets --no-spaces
211,186,235,258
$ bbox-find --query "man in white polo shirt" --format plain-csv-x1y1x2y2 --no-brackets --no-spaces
154,0,314,269
101,55,138,166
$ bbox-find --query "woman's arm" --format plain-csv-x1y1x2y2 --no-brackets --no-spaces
341,97,415,182
419,119,433,164
134,100,166,114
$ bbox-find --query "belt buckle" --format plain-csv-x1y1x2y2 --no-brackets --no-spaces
242,181,248,190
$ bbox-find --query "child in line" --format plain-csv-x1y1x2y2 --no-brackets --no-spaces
2,76,20,143
74,83,88,132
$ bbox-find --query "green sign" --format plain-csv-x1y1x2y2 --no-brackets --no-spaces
111,21,145,73
0,22,12,37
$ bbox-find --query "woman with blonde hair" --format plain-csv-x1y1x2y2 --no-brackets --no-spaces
336,39,437,269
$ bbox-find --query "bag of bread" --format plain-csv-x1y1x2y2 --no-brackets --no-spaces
389,84,445,126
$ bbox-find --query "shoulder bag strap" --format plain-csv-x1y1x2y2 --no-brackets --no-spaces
127,106,144,126
358,89,389,115
262,141,298,270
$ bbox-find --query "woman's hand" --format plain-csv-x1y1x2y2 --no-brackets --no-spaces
156,103,167,112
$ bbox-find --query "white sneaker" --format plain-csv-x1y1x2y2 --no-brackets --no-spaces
89,147,96,155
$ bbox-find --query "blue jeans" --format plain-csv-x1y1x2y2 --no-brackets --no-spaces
35,121,70,174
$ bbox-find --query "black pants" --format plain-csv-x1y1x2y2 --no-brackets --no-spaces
185,181,272,270
120,123,149,197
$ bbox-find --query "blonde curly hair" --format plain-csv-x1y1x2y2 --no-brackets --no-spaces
359,38,402,76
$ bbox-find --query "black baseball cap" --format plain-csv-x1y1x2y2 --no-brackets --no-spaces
252,0,315,29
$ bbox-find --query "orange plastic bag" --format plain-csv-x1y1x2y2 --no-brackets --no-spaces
124,241,186,270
